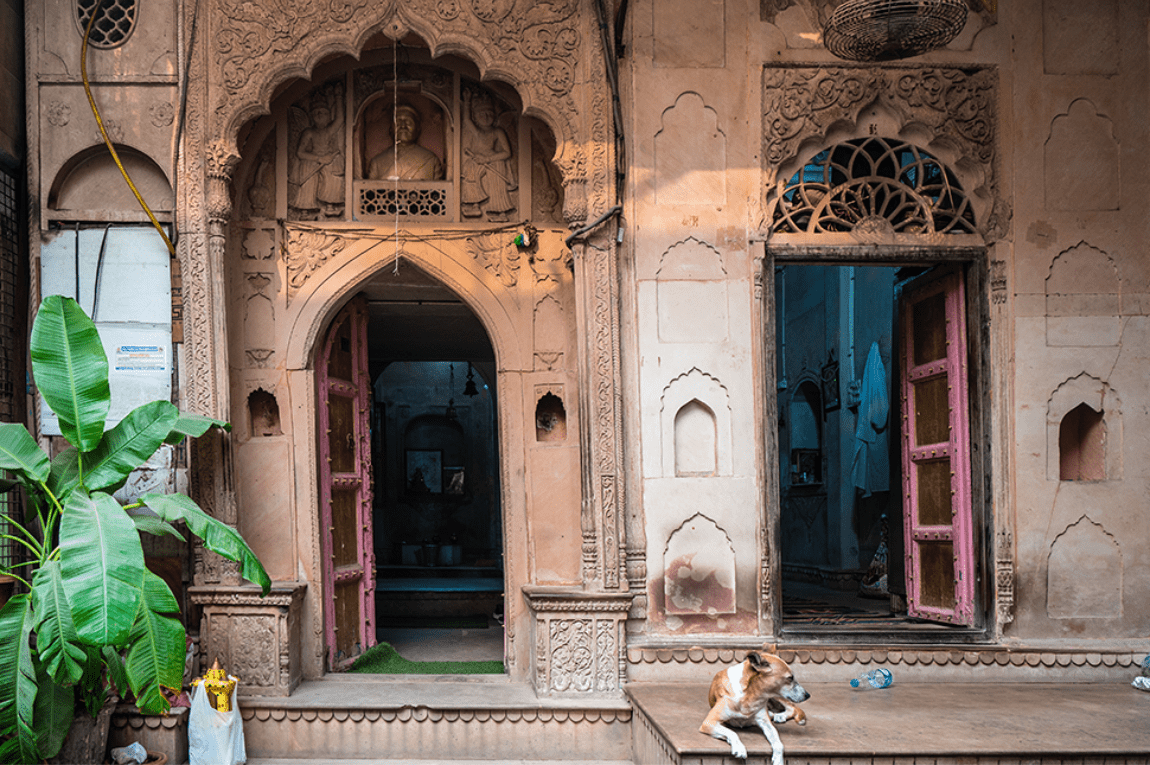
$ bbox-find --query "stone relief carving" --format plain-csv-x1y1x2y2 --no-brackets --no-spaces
149,101,175,128
242,228,275,261
244,273,275,355
655,94,725,205
990,259,1007,304
468,232,521,287
46,101,71,127
211,0,585,174
243,133,277,220
995,527,1014,627
762,65,1004,240
284,227,348,300
461,88,518,221
228,615,277,687
524,589,631,696
289,80,346,220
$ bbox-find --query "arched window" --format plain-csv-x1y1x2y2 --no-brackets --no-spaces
76,0,138,48
773,137,976,235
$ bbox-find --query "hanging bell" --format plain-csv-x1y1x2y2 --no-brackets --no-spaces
463,364,479,397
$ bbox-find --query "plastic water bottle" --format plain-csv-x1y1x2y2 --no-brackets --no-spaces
849,667,893,689
1141,654,1150,678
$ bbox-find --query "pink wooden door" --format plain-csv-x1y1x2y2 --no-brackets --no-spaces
898,271,974,626
318,295,376,666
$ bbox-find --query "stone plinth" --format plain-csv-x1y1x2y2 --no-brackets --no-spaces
109,705,188,764
522,585,633,698
189,582,306,697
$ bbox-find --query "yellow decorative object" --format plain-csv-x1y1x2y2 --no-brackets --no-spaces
193,658,239,712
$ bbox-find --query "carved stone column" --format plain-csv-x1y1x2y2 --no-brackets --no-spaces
522,586,632,697
189,584,306,697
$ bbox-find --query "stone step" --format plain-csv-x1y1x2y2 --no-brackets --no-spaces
239,677,633,761
627,681,1150,764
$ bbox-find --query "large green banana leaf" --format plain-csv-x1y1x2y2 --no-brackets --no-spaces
30,295,110,453
102,645,130,699
164,411,230,445
60,489,145,646
141,493,271,594
0,422,50,485
125,571,184,714
46,446,80,501
0,595,42,765
83,400,179,492
125,505,185,541
32,659,72,759
31,561,86,686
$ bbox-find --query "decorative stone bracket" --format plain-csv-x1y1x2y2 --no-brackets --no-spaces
189,582,306,697
522,586,633,698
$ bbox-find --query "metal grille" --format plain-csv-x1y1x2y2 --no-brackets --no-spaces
76,0,138,49
773,137,976,235
823,0,968,62
0,165,24,575
357,183,449,219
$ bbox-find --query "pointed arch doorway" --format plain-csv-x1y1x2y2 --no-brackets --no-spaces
318,263,502,669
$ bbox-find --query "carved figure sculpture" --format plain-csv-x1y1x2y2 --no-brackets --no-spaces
367,104,445,181
289,84,346,219
461,89,517,221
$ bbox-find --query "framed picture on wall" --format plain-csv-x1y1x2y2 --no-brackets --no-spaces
405,449,442,494
443,466,465,495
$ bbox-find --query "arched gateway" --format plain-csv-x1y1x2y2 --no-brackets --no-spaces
182,8,631,691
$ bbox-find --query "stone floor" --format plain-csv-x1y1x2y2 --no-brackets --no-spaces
627,680,1150,761
375,623,505,663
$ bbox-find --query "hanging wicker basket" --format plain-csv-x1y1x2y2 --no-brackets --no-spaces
823,0,969,62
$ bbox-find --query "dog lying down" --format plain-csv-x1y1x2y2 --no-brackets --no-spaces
700,650,809,764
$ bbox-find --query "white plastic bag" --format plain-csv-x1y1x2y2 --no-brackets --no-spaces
188,678,246,765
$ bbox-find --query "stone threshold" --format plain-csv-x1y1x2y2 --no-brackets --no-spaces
627,681,1150,762
240,675,633,716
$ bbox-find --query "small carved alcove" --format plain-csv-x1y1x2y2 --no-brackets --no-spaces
1059,403,1105,482
673,399,716,476
248,389,282,437
535,393,567,442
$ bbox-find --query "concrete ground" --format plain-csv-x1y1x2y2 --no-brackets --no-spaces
628,681,1150,760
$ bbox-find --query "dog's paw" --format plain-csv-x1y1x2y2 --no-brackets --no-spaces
771,712,790,724
731,741,748,759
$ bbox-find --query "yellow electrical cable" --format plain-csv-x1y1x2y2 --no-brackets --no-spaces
80,0,176,256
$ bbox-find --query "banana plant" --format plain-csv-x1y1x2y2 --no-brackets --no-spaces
0,295,270,763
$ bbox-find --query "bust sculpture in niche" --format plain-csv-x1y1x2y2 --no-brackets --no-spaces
367,104,445,181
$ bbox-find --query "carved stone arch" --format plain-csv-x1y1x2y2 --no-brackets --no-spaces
282,238,528,373
761,65,1003,241
208,2,597,196
1045,373,1123,482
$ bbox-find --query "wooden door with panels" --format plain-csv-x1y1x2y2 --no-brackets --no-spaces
318,295,376,666
898,269,974,626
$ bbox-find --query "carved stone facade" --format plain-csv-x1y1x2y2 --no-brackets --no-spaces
21,0,1150,733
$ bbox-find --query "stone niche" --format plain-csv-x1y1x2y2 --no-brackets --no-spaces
189,583,306,697
522,586,633,697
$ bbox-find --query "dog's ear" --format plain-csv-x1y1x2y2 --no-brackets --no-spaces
746,651,766,670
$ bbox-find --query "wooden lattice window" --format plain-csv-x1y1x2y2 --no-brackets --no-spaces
76,0,138,48
773,137,976,235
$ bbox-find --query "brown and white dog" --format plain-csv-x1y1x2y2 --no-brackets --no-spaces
700,650,809,763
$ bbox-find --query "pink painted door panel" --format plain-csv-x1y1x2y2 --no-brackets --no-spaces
898,270,974,626
318,295,375,667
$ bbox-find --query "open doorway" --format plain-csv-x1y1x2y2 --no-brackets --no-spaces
318,263,505,668
775,263,977,634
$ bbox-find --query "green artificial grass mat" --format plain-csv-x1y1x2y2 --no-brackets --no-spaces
348,642,504,675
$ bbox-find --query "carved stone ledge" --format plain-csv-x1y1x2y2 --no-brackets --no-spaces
109,706,188,765
626,645,1143,670
239,705,633,724
522,586,633,698
190,582,306,697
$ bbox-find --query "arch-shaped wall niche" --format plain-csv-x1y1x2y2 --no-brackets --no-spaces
1046,373,1122,481
660,368,731,478
49,145,173,214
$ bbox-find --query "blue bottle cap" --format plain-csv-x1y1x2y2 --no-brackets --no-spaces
850,678,860,687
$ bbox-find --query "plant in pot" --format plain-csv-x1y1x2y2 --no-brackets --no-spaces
0,295,270,763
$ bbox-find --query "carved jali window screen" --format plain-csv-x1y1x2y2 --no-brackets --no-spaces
76,0,137,48
773,137,976,235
